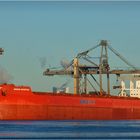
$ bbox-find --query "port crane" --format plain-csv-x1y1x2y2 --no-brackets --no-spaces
43,40,140,96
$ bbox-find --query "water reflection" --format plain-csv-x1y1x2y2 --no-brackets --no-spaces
0,121,140,139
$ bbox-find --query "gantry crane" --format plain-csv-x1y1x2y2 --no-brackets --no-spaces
43,40,140,95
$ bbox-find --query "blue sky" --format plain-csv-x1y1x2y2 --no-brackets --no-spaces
0,1,140,92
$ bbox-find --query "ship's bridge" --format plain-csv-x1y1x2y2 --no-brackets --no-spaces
119,74,140,98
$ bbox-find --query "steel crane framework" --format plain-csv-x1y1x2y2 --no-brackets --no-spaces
43,40,140,95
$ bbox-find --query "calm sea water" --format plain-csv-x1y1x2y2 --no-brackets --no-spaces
0,121,140,139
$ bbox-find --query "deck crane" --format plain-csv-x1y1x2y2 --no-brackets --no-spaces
43,40,140,95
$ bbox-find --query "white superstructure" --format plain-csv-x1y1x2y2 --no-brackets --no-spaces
119,74,140,98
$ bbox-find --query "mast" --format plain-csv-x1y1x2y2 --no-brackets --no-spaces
74,57,79,94
99,40,110,96
99,43,103,95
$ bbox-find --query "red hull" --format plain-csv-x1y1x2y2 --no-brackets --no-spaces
1,84,140,120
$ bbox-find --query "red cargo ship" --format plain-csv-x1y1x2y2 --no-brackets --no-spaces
1,40,140,120
1,83,140,120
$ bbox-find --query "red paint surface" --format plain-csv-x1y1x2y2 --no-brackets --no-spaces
1,84,140,120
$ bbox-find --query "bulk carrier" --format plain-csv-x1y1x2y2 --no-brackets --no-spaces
1,40,140,120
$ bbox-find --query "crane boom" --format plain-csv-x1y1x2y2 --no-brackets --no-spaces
77,44,100,58
43,68,140,76
108,45,137,70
